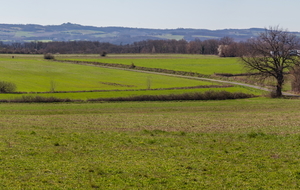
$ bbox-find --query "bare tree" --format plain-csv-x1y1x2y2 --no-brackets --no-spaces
240,26,300,97
220,36,234,45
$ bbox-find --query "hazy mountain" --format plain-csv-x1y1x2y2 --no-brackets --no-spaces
0,22,295,44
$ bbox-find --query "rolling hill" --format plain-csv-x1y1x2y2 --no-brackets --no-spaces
0,22,299,44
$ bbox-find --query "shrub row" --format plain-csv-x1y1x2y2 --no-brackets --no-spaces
0,96,73,103
0,91,255,103
214,72,289,77
214,73,259,77
88,91,255,102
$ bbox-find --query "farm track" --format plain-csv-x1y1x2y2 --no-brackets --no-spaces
58,60,297,97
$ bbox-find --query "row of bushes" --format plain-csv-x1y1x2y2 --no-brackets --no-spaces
0,91,255,103
88,91,255,102
0,96,73,103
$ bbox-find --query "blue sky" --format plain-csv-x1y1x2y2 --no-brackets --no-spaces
1,0,299,31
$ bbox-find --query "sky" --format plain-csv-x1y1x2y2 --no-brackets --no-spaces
1,0,300,32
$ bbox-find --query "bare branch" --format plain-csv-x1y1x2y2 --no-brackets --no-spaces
240,26,300,97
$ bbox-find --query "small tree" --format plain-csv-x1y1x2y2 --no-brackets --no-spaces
44,53,54,59
50,80,57,92
0,81,17,93
151,46,156,54
101,51,107,57
240,26,300,97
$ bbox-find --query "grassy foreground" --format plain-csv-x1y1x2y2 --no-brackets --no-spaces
1,98,300,189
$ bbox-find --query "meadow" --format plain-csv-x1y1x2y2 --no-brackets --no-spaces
1,53,298,189
57,53,296,92
0,87,260,101
0,55,213,92
57,54,244,75
0,54,262,101
1,98,300,189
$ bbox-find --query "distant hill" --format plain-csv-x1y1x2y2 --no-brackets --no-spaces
0,23,298,44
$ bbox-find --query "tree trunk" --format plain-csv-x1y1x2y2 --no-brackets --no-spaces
276,84,282,97
276,74,284,97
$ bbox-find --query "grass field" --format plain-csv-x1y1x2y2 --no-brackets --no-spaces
57,54,244,75
0,54,263,100
57,54,298,93
1,53,300,189
0,86,261,101
0,55,218,92
1,98,300,189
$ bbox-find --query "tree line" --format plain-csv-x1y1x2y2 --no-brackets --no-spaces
0,37,248,57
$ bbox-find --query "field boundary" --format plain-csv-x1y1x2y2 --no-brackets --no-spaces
0,91,255,103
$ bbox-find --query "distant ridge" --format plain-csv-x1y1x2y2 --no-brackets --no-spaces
0,23,297,44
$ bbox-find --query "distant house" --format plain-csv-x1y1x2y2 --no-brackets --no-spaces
270,50,300,56
289,50,300,56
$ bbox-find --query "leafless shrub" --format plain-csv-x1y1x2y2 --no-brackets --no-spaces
129,62,136,69
100,51,107,57
44,53,54,59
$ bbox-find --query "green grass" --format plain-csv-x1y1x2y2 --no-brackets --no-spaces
14,31,34,37
192,35,219,39
0,54,298,189
0,54,218,93
57,54,244,75
151,34,184,40
56,54,294,93
1,98,300,189
0,54,262,100
0,86,262,101
69,30,105,35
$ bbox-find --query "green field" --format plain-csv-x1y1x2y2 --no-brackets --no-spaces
0,87,261,101
1,98,300,189
1,53,300,189
57,53,297,92
57,54,244,75
0,55,217,92
151,34,184,40
0,54,262,100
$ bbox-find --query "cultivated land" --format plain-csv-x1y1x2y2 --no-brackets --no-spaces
1,99,300,189
0,54,299,189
